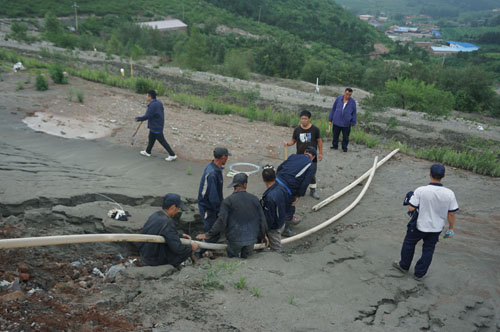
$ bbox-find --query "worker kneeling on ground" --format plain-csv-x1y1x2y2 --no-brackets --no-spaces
139,194,199,268
197,173,269,258
261,165,288,252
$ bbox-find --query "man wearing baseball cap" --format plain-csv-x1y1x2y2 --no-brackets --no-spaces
197,147,231,244
197,173,269,258
393,163,459,281
139,194,199,268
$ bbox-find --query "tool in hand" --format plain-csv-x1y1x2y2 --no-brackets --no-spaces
130,121,143,145
443,230,454,238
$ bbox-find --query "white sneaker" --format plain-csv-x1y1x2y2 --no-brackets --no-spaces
165,155,177,161
140,150,151,157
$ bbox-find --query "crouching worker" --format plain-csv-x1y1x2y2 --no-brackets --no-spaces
197,173,269,258
139,194,199,269
261,165,288,252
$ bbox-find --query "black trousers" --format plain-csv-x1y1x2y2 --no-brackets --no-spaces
331,125,351,151
146,131,175,156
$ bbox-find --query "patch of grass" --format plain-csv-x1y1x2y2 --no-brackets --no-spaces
67,88,74,101
186,165,192,176
387,116,398,129
351,127,380,148
201,261,244,290
75,89,84,103
16,81,24,90
233,277,247,290
401,112,407,117
252,287,261,297
288,295,296,306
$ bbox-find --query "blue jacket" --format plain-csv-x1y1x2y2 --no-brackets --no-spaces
261,182,288,230
207,191,268,246
139,211,192,266
276,154,316,197
135,99,164,133
328,95,357,128
198,161,224,213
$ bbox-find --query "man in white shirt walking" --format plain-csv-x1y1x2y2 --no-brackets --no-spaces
393,163,459,280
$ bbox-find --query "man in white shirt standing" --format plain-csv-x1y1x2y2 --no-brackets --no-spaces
393,163,459,281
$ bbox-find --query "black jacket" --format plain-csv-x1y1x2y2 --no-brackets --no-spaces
207,191,268,246
139,211,192,266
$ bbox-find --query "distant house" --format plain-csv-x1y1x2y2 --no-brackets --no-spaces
431,30,442,38
359,15,374,21
394,26,419,33
138,19,187,32
431,41,479,55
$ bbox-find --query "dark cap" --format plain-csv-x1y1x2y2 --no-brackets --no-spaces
430,163,445,178
227,173,248,188
214,147,231,159
305,146,317,157
163,193,186,210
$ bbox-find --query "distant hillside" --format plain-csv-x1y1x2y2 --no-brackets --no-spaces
205,0,381,53
0,0,383,54
334,0,499,17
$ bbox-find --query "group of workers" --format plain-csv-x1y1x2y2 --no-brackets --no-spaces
136,88,458,281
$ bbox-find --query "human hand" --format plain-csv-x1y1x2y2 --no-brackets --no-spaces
191,242,200,251
263,235,269,248
318,153,323,161
182,234,191,240
291,197,299,206
443,229,454,239
196,234,207,240
284,141,289,147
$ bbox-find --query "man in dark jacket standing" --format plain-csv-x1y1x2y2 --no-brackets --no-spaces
328,88,357,152
135,89,177,161
197,173,269,258
261,165,288,252
198,147,230,243
139,194,199,268
276,146,317,237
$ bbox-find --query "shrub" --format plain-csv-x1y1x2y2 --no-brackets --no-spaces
76,89,84,103
35,75,49,91
67,88,73,101
16,81,24,90
135,77,152,94
49,64,68,84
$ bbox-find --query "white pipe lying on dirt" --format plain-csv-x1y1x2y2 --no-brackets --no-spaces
280,156,378,245
0,156,380,251
312,149,399,212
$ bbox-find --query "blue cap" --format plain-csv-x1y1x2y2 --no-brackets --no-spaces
305,146,317,157
163,193,186,210
430,163,445,178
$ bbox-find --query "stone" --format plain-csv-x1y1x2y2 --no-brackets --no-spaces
19,273,30,282
105,264,126,283
0,280,11,291
0,291,24,302
17,262,31,273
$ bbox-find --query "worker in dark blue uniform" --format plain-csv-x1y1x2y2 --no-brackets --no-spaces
276,146,317,237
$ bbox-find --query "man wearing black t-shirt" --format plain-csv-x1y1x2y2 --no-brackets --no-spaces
284,110,323,199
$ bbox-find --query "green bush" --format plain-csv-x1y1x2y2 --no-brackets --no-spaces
16,81,24,90
35,74,49,91
49,64,68,84
76,89,84,103
135,77,153,94
222,50,250,80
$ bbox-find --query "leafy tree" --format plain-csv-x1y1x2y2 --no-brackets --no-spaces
10,22,29,41
184,28,209,71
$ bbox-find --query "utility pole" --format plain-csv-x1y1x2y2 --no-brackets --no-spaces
258,6,262,23
72,2,79,33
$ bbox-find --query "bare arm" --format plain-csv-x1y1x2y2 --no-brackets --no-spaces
284,138,296,147
408,206,416,212
447,211,455,230
317,138,323,161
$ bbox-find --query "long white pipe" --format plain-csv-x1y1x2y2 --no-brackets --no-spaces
312,149,399,212
0,156,381,251
281,156,378,244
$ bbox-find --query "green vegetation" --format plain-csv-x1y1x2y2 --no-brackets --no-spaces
201,261,244,290
252,287,261,298
288,295,296,306
186,165,193,176
67,88,73,101
16,81,24,90
49,63,68,84
75,89,84,103
233,277,247,290
35,74,49,91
